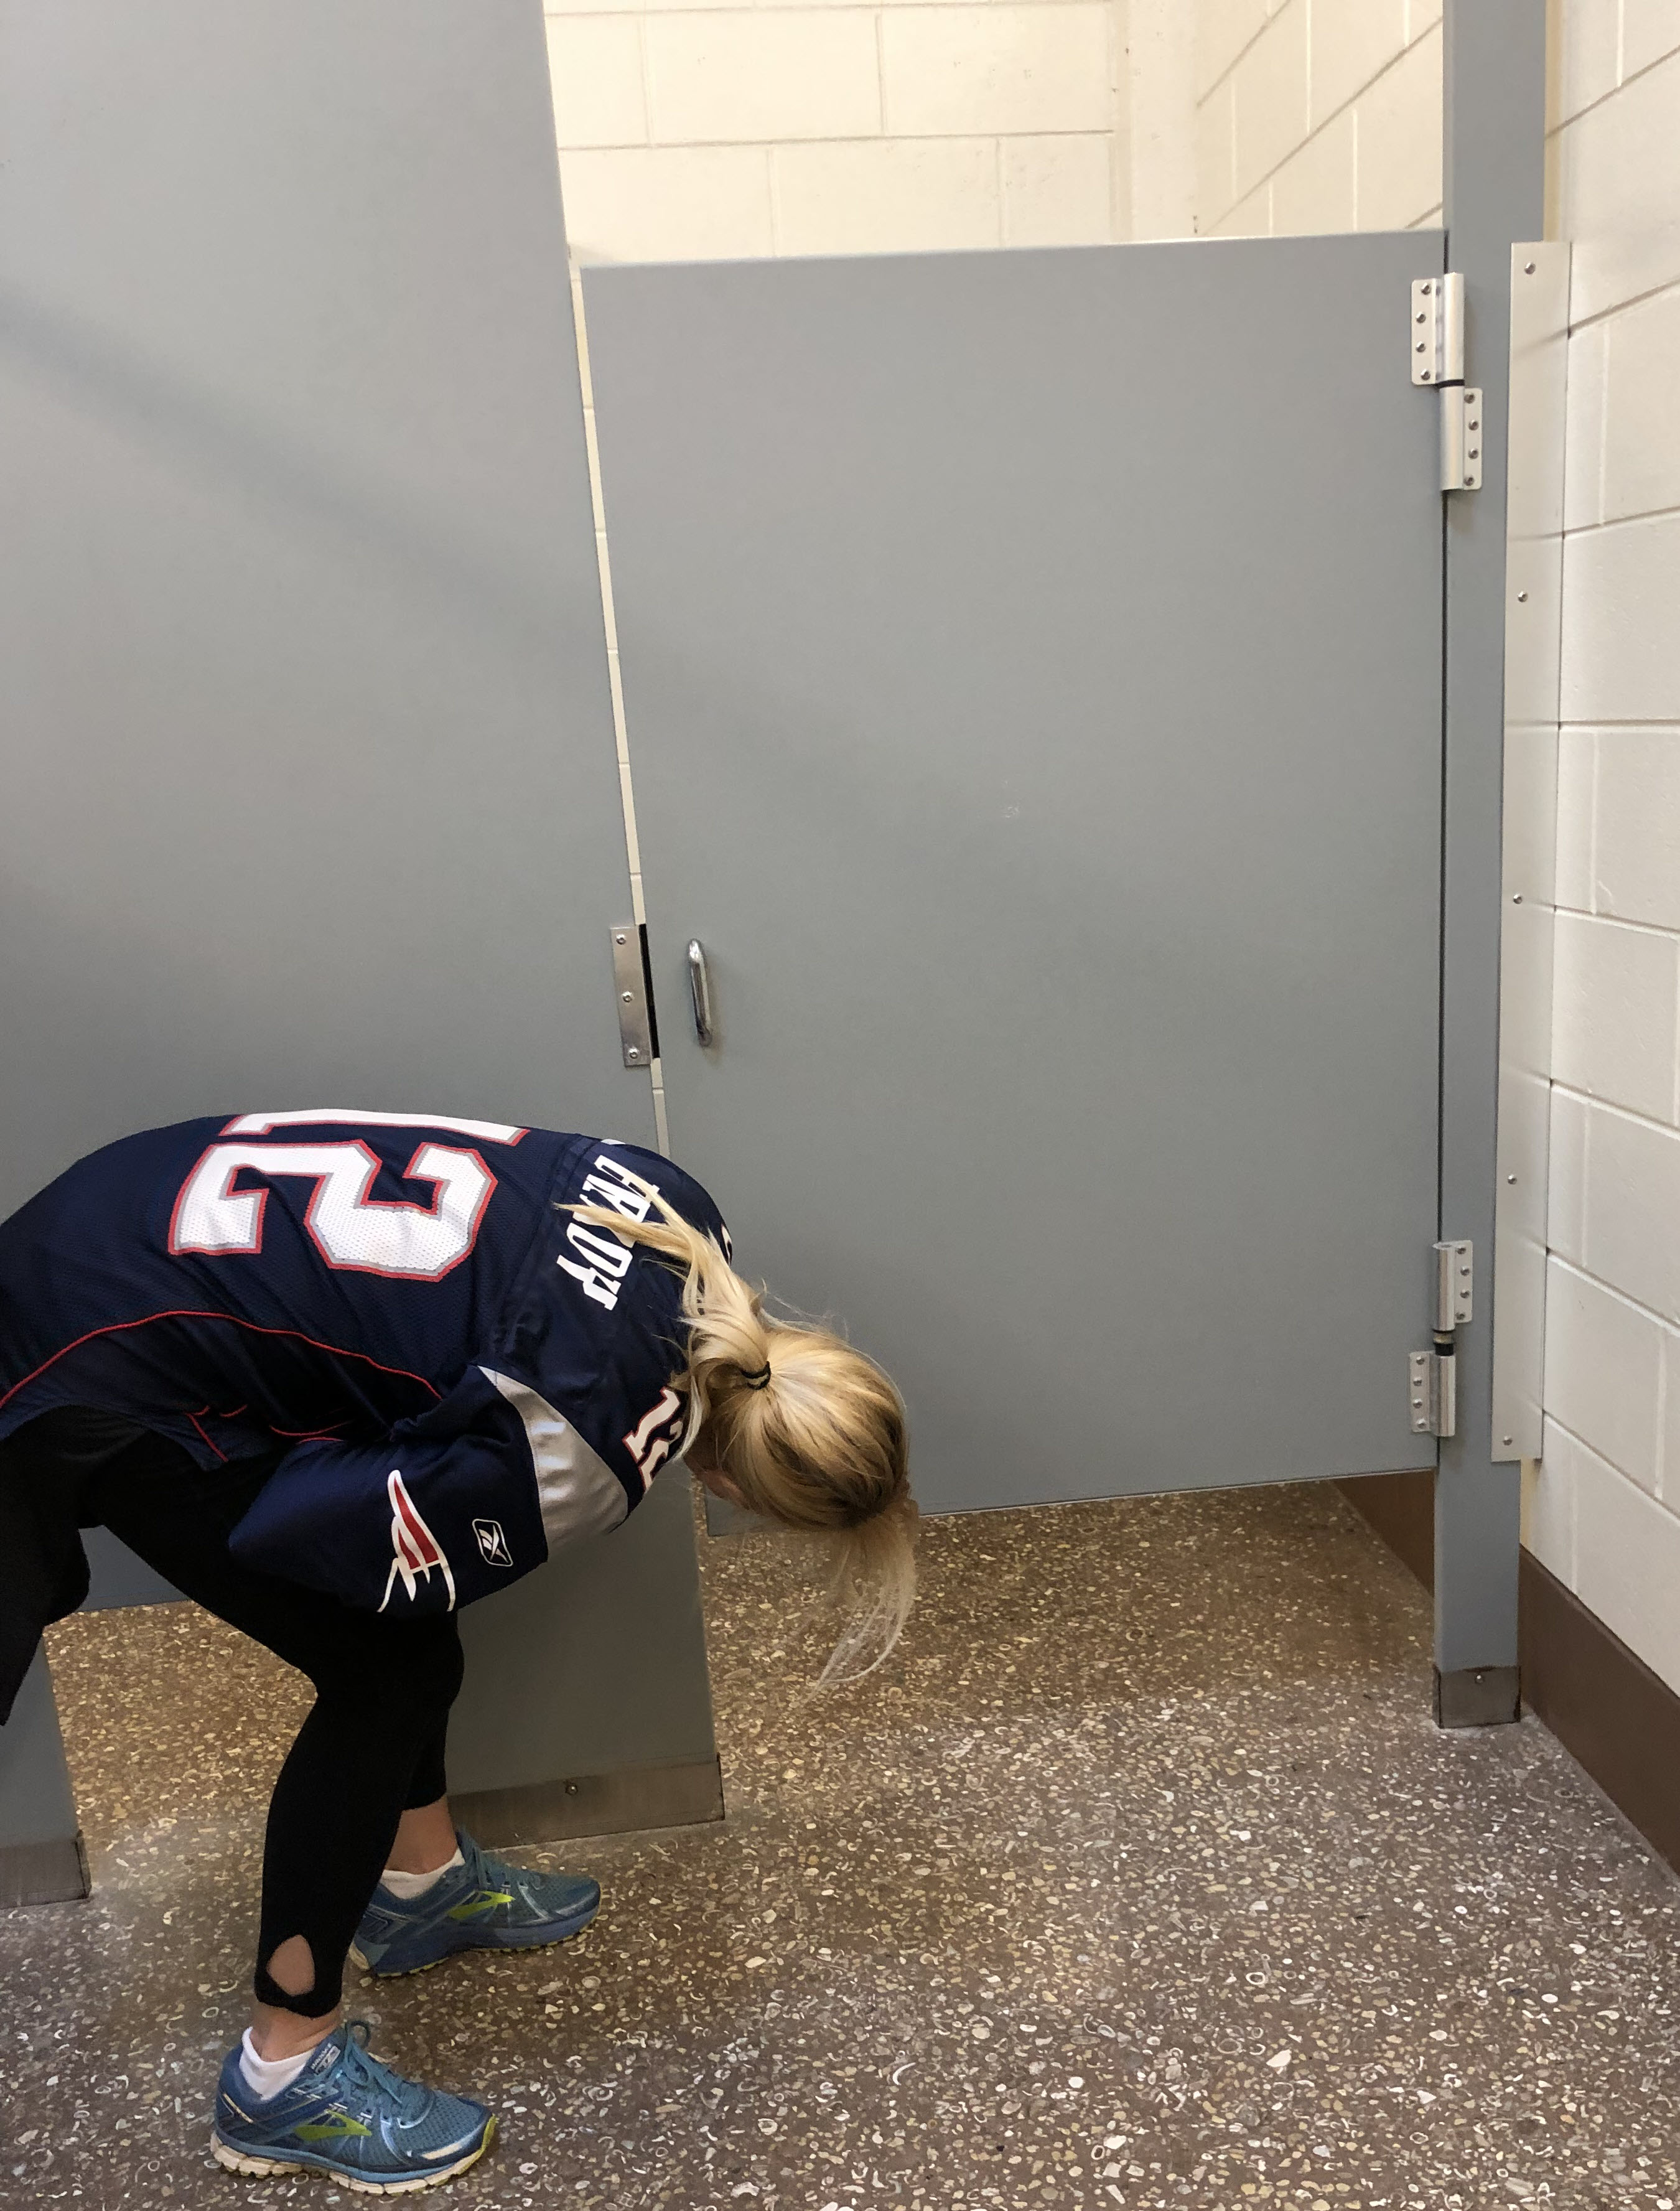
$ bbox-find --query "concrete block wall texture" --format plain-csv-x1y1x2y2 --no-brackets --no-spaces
544,0,1443,259
1526,2,1680,1695
1193,0,1442,240
546,0,1126,260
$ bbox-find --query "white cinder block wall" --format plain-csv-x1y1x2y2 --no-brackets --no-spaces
544,0,1442,258
1194,0,1442,238
1529,6,1680,1694
546,0,1126,260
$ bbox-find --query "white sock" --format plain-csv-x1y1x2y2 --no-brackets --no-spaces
380,1845,464,1900
238,2029,314,2101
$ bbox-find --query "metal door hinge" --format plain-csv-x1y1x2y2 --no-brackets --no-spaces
1439,386,1484,492
1411,274,1481,492
1411,273,1463,386
1435,1238,1473,1329
1409,1344,1457,1439
610,922,656,1068
1411,1239,1472,1436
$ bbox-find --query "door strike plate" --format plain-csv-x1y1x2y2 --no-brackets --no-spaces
610,922,654,1068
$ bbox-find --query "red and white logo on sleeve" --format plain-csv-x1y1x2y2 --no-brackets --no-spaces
378,1469,457,1612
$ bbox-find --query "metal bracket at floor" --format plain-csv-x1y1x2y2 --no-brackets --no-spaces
1435,1665,1521,1730
454,1756,725,1852
1,1830,89,1910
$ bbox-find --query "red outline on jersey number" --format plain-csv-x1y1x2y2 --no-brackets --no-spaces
167,1140,498,1283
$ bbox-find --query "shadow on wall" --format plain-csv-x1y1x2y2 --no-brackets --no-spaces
1,286,600,657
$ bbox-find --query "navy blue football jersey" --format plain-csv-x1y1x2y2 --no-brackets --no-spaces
0,1113,727,1614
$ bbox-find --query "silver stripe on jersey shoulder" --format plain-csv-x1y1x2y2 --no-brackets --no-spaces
481,1368,628,1551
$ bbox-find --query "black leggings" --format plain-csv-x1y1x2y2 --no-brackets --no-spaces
67,1418,464,2017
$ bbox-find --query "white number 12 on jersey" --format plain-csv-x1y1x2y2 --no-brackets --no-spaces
170,1114,525,1281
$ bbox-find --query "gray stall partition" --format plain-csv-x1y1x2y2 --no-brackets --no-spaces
0,1,717,1907
584,238,1448,1529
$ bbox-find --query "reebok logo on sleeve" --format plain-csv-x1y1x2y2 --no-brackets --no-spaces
472,1518,513,1568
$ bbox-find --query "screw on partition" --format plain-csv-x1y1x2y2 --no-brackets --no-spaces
1503,1435,1514,1446
1513,894,1523,904
1507,1174,1518,1185
627,1047,642,1062
1524,261,1537,274
1517,590,1528,602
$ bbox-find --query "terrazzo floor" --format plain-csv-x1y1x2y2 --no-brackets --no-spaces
4,1483,1679,2210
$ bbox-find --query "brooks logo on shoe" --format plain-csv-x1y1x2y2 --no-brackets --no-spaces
447,1889,515,1921
296,2112,373,2143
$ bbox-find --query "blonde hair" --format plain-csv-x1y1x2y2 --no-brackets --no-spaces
569,1183,917,1685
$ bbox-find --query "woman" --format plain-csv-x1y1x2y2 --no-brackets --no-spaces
0,1110,915,2192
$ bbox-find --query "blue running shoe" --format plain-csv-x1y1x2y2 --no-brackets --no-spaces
211,2020,493,2194
350,1828,600,1979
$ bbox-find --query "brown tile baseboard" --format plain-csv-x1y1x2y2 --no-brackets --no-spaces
1338,1469,1680,1876
1519,1548,1680,1874
1337,1472,1435,1593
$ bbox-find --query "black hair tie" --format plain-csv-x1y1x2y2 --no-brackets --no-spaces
739,1363,772,1392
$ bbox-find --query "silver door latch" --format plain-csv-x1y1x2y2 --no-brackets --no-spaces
1411,1238,1473,1437
1411,275,1482,492
686,938,715,1047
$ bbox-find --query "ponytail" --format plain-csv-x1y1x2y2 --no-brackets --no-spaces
568,1182,917,1685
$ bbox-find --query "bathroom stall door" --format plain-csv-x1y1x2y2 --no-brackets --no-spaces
0,0,715,1905
584,233,1446,1515
0,0,645,1195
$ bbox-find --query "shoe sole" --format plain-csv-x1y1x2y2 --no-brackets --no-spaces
209,2116,495,2194
350,1900,600,1979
